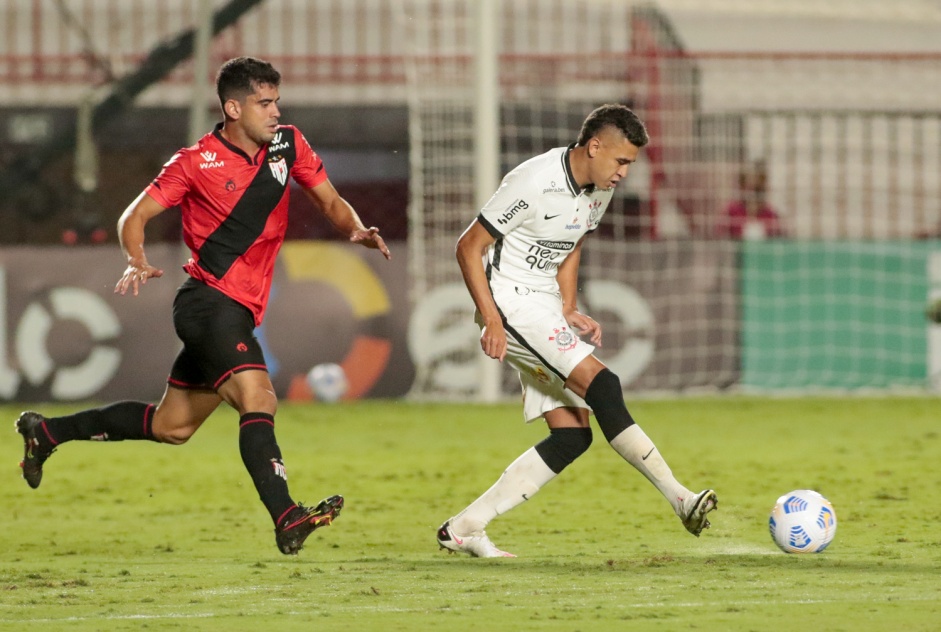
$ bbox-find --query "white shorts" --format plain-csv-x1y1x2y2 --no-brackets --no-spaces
483,281,595,423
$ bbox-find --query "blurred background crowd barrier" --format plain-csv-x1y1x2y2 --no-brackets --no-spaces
1,0,939,401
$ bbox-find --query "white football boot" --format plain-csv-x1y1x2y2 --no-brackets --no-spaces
679,489,718,536
436,521,516,558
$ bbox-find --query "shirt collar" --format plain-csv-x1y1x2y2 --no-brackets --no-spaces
562,143,595,196
211,122,262,165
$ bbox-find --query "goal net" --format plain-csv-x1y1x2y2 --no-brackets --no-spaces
399,0,941,399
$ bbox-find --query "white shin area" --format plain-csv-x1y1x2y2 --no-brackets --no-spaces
608,424,691,515
450,447,557,535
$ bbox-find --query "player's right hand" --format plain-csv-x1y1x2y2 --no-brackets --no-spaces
115,262,164,296
350,227,392,260
480,320,507,362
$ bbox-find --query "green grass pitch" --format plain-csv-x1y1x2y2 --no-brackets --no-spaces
1,397,939,630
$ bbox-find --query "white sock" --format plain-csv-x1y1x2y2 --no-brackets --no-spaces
450,447,557,535
608,424,692,516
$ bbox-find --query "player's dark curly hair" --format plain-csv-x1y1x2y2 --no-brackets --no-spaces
216,56,281,105
576,104,649,148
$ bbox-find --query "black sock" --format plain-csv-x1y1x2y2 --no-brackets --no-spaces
42,402,157,448
534,427,593,474
238,412,294,525
583,369,636,442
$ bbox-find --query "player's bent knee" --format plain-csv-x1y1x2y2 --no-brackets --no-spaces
585,367,622,402
150,414,200,445
218,372,278,416
584,368,636,443
535,427,593,474
154,427,195,445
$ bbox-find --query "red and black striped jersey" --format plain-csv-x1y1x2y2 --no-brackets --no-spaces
146,123,328,325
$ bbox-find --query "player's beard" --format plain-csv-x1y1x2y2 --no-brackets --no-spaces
252,122,279,146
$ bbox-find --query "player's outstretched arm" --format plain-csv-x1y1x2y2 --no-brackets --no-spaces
303,180,391,259
114,192,167,297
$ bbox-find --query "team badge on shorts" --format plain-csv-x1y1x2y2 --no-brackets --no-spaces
549,327,577,351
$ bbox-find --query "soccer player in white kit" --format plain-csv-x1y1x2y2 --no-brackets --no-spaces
436,104,717,558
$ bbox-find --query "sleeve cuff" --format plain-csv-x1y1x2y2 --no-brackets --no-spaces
477,213,504,239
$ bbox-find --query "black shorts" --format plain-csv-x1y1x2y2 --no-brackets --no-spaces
168,278,267,391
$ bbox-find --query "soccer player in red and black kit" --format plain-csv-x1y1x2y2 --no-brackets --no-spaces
14,56,391,555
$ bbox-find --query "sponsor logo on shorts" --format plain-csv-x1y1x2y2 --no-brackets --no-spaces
549,327,577,351
237,342,248,352
529,366,551,384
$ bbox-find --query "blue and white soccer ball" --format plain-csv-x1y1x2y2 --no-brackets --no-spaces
306,363,348,403
769,489,837,553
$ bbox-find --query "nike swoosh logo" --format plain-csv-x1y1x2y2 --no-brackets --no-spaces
544,214,560,220
642,447,655,460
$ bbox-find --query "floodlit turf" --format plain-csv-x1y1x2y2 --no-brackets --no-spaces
1,397,939,631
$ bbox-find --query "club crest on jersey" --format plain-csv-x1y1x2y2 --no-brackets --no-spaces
588,198,603,226
199,150,224,169
269,132,289,152
268,157,288,185
549,327,577,351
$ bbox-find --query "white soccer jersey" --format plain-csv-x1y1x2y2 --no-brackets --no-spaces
477,144,614,294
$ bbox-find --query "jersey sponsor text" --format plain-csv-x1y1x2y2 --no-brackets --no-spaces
497,199,529,225
535,240,574,251
526,243,563,272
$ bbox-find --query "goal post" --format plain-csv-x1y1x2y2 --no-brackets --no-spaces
472,0,502,403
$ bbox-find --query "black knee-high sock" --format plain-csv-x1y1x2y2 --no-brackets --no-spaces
40,402,157,450
584,369,636,442
238,412,294,525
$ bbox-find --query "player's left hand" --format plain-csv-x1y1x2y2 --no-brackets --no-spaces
565,309,602,347
350,227,391,259
115,262,164,297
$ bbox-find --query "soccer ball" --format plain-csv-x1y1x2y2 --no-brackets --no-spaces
306,363,348,403
769,489,837,553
